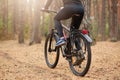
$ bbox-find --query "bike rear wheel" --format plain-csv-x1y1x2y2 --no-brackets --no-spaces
69,36,91,76
44,32,60,68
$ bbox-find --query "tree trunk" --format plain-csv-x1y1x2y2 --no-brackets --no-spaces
18,0,25,43
100,0,106,41
2,0,8,34
108,0,111,39
12,0,18,39
29,0,41,45
110,0,118,41
118,1,120,40
94,0,100,37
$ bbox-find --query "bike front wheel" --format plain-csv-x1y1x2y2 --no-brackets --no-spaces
44,33,60,68
69,36,91,76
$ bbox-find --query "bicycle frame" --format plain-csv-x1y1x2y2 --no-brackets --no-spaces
42,9,92,53
62,24,92,43
43,9,92,76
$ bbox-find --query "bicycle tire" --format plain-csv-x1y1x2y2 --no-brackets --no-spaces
69,36,91,76
44,33,60,68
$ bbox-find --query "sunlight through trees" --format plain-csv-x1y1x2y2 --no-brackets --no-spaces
0,0,120,42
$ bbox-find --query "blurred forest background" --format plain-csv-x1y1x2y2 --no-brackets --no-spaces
0,0,120,44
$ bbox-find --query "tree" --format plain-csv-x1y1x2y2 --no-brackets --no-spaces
100,0,106,41
2,0,8,34
18,0,26,43
29,0,41,45
118,1,120,40
110,0,119,41
94,0,100,37
12,0,18,39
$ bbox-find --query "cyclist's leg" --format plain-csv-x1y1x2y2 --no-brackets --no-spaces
54,4,84,47
54,8,72,47
70,8,84,50
54,4,80,46
54,3,84,37
71,15,84,50
54,6,74,37
70,6,84,66
71,15,84,29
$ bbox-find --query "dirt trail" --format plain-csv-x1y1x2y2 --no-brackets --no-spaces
0,40,120,80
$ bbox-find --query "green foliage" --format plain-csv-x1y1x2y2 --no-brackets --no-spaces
0,13,13,40
0,18,4,40
0,18,3,30
7,13,12,33
24,23,30,39
90,21,98,40
0,0,119,41
106,23,109,38
40,14,53,37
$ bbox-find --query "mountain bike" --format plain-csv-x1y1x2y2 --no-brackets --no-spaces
43,9,92,76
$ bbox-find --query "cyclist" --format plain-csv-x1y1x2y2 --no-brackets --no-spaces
43,0,84,47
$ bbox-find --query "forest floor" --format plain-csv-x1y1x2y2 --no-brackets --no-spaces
0,40,120,80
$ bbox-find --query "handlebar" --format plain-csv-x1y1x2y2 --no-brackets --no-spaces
41,9,57,14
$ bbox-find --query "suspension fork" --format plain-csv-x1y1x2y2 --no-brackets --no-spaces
48,29,57,52
48,30,53,52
